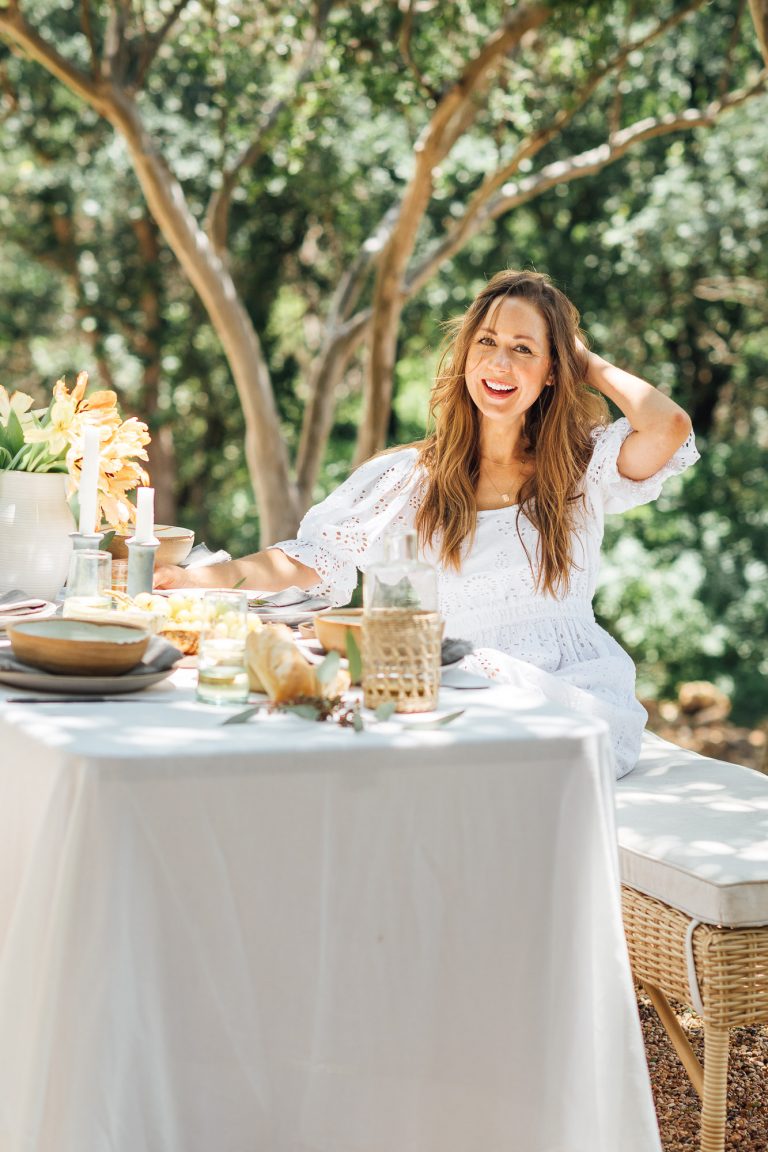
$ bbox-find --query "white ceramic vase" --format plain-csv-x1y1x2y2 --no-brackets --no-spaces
0,470,74,601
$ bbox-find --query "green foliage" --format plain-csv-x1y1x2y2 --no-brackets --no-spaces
0,0,766,720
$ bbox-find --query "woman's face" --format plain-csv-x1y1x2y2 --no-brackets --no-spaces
463,295,553,428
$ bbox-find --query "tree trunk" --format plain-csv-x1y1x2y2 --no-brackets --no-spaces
131,215,177,525
749,0,768,64
103,90,300,543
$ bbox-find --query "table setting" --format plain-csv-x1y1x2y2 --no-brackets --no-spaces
0,561,664,1152
0,375,663,1152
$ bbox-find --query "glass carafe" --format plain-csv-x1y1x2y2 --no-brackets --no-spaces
362,531,442,713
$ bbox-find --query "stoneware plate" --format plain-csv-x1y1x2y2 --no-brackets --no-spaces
0,667,173,695
7,618,151,676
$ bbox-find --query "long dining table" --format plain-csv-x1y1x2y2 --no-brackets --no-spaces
0,665,662,1152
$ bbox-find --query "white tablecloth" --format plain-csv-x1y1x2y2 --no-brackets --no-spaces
0,672,661,1152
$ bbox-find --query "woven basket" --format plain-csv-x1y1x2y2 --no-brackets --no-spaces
158,625,201,656
361,609,442,713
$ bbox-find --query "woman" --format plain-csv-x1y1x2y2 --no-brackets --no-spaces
156,269,698,776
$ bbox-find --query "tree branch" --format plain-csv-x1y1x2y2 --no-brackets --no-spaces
80,0,101,79
204,8,331,255
749,0,768,66
103,1,131,84
0,7,107,112
135,0,193,87
407,72,768,297
434,0,708,263
354,2,550,463
719,0,747,97
398,0,439,101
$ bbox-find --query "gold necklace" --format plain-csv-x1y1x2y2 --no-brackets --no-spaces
482,464,516,505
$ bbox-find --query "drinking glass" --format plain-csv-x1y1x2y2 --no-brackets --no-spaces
196,590,250,705
65,549,112,612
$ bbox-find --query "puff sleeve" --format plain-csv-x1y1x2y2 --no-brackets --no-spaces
586,417,700,515
270,448,425,605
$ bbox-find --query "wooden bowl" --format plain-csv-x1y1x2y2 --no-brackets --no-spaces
314,608,364,655
106,525,195,567
7,618,151,676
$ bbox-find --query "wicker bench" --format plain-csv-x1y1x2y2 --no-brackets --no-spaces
616,733,768,1152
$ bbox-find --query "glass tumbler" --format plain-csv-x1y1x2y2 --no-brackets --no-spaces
65,549,112,612
196,590,250,705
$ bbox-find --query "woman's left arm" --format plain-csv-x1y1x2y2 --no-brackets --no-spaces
584,349,693,482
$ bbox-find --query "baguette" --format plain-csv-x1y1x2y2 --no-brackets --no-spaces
246,625,317,701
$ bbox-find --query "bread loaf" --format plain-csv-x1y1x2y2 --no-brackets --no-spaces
246,625,317,701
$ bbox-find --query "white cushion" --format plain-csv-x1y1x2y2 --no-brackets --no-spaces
616,732,768,928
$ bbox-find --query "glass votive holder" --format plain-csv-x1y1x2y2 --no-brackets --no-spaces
196,590,250,705
65,549,112,612
111,558,129,594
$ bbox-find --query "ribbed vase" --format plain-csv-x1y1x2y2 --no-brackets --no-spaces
0,471,74,601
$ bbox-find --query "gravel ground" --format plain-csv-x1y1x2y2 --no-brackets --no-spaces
638,988,768,1150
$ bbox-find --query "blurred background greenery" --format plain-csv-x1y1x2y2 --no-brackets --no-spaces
0,1,766,723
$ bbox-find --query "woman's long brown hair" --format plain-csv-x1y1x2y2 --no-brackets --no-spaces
415,269,609,595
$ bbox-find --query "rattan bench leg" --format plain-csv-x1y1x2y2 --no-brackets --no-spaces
700,1023,729,1152
642,981,704,1098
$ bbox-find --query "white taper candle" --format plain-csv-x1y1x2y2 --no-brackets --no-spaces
133,486,156,544
77,424,100,535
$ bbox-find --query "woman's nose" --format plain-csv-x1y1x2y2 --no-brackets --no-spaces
491,345,513,370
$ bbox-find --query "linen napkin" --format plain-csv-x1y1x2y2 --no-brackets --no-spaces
0,589,52,615
180,543,232,569
253,586,331,612
441,637,473,665
0,634,182,678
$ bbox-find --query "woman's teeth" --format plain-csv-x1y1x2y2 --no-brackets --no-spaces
483,379,516,393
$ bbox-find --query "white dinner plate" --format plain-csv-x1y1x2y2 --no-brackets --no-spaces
0,602,58,631
0,666,174,695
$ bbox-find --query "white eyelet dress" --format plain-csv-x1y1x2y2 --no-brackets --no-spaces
274,418,700,778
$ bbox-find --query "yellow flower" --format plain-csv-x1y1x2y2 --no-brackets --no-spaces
0,385,35,427
24,393,78,455
4,370,154,526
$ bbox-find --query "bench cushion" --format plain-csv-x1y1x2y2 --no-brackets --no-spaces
615,732,768,928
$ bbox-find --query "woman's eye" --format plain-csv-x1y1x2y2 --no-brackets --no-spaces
478,336,495,347
514,344,532,355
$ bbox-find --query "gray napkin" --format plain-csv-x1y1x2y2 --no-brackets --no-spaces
441,637,474,665
253,586,330,612
0,634,182,677
0,589,51,614
180,543,232,569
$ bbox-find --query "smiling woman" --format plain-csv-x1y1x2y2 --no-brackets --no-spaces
155,269,698,780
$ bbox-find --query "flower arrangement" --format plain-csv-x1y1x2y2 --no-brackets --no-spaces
0,371,151,530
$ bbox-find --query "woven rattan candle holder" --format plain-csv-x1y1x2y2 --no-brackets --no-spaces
361,609,442,713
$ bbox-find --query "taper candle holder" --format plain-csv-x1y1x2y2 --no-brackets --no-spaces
126,539,159,598
69,530,105,553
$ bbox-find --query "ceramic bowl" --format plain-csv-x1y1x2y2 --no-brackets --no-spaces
106,525,195,567
7,618,151,676
313,608,364,655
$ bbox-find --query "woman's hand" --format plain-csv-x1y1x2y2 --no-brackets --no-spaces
154,564,199,589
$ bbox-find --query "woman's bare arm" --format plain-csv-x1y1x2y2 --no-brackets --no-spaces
585,349,693,481
154,548,320,591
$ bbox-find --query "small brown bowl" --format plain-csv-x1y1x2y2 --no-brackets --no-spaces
106,525,195,567
7,619,151,676
314,608,364,655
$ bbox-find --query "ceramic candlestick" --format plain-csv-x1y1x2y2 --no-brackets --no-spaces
69,530,105,553
126,539,159,598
